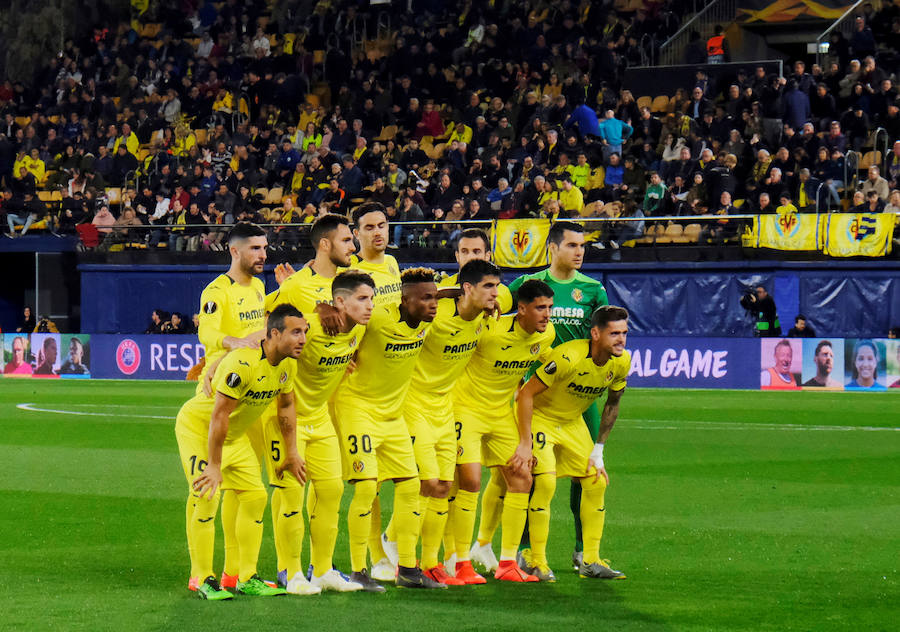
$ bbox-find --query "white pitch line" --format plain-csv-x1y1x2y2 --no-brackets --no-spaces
12,403,900,432
15,403,173,420
623,419,900,432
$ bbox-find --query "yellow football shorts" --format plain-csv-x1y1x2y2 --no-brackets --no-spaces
530,413,596,479
175,418,264,492
404,398,456,481
455,404,519,467
262,407,342,488
334,403,417,482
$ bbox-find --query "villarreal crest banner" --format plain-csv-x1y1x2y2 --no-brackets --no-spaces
752,212,820,251
822,213,894,257
492,219,551,268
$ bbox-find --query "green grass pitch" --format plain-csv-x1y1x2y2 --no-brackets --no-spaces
2,379,897,631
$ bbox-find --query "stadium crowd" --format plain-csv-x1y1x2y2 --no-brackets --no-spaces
0,0,899,250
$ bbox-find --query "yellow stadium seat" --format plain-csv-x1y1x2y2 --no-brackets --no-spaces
651,95,670,113
683,223,702,242
859,151,882,170
106,188,122,205
636,96,652,110
265,187,284,205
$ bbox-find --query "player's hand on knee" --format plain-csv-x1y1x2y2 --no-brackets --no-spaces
507,441,533,475
193,465,222,499
277,454,307,485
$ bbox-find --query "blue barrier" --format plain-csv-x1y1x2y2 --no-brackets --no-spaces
79,261,900,338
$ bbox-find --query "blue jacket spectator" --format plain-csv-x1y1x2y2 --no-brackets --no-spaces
782,82,811,130
564,104,601,138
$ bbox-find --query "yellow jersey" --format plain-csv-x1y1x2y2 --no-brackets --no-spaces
532,339,630,425
439,272,513,314
177,345,295,442
407,298,487,405
338,302,430,418
265,265,335,316
197,274,267,386
349,254,401,306
292,315,365,418
453,315,555,410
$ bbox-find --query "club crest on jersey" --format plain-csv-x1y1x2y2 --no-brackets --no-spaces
280,372,288,384
203,301,217,314
476,323,483,335
226,372,241,388
544,361,557,374
352,460,365,473
417,328,427,338
349,336,357,348
571,288,583,302
530,343,540,355
457,446,464,457
256,291,263,302
607,370,613,381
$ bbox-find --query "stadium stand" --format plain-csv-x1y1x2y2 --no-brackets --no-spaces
0,0,897,257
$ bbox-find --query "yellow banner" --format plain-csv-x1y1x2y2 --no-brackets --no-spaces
752,212,821,251
131,0,149,14
822,213,894,257
492,219,551,268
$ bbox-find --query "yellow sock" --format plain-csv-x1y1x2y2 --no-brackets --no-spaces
235,489,268,582
580,475,608,565
221,489,239,576
385,514,396,542
305,481,317,568
189,491,220,580
368,492,388,561
452,489,479,560
185,494,197,577
442,482,457,561
500,491,529,561
420,496,448,569
476,470,506,545
272,487,304,579
347,480,377,572
528,474,556,566
309,477,343,575
392,478,420,568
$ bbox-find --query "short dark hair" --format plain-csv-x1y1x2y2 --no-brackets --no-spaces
516,280,554,304
591,305,629,329
459,259,501,288
332,270,375,297
352,201,387,226
456,228,490,252
401,267,437,285
227,221,266,244
310,213,350,248
795,314,807,323
267,303,304,335
548,220,584,246
814,340,833,355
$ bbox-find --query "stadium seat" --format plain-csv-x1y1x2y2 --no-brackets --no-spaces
76,223,100,249
656,223,683,244
859,151,882,170
651,95,669,113
683,223,702,242
254,187,268,202
106,188,122,205
375,125,398,141
636,96,652,110
265,187,284,205
305,94,320,108
313,50,325,65
193,128,208,146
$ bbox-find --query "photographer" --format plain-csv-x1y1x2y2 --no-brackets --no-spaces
33,315,59,333
740,285,781,337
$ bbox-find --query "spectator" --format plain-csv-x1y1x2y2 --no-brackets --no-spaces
860,166,890,201
706,25,730,64
17,307,36,333
787,315,817,338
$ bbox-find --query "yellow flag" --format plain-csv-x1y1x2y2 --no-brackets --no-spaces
752,212,820,250
491,219,551,268
822,213,894,257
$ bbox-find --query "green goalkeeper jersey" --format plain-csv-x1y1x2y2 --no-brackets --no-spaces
508,268,609,345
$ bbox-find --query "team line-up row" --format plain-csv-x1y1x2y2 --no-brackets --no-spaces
177,207,630,599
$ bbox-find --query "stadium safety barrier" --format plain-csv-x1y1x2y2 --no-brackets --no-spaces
4,333,898,391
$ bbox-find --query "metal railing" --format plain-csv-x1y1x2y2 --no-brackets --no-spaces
872,127,890,173
814,0,868,68
844,150,860,199
657,0,737,66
